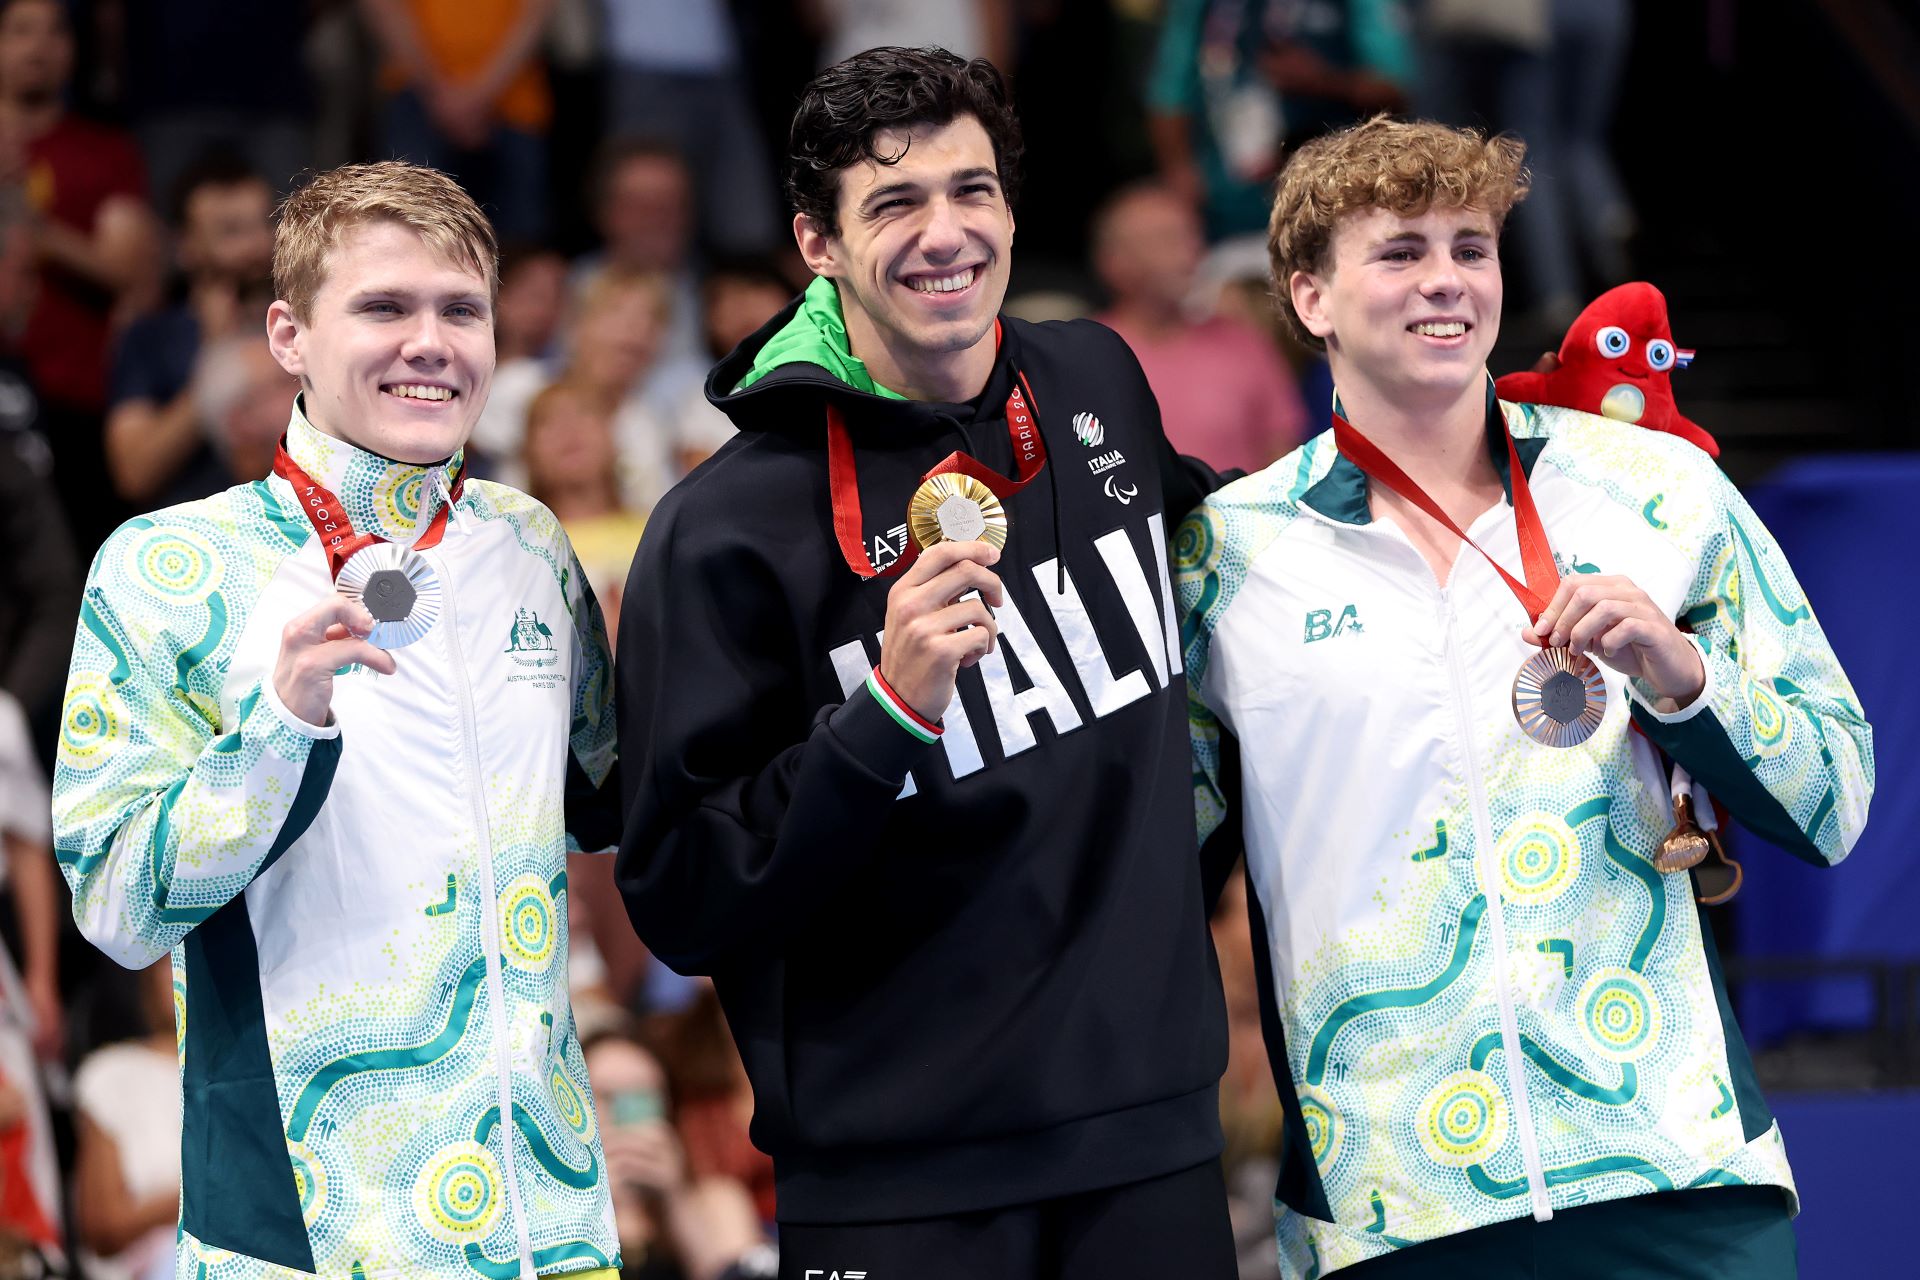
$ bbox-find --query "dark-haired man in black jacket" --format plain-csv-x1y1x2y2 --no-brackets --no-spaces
615,46,1235,1280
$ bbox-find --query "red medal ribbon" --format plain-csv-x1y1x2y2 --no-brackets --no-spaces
826,345,1049,580
1332,411,1559,623
272,436,464,581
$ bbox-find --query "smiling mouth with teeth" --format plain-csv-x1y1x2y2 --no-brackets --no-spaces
1411,322,1469,338
907,267,977,294
384,384,457,401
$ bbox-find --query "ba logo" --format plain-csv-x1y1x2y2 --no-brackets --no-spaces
504,607,555,653
1304,604,1364,643
1072,411,1104,447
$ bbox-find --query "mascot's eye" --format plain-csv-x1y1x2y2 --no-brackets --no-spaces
1596,326,1630,358
1646,339,1676,371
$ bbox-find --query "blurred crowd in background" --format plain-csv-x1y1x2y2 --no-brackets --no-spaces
0,1,1905,1278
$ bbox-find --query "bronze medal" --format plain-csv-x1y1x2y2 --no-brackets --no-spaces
1511,647,1608,748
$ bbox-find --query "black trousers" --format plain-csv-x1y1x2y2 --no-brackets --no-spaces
1340,1185,1797,1280
776,1160,1237,1280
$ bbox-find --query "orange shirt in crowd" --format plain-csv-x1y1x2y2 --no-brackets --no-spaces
381,0,552,133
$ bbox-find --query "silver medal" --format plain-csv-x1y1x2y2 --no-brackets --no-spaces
337,543,441,648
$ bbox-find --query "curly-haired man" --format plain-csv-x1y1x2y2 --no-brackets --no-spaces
1179,116,1872,1279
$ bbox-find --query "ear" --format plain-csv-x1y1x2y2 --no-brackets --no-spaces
794,212,839,279
1289,269,1336,343
265,300,306,378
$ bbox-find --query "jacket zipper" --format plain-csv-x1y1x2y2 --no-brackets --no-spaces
429,478,540,1280
1442,591,1553,1221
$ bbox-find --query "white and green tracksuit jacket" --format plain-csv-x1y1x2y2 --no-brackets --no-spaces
52,404,621,1280
1177,401,1872,1278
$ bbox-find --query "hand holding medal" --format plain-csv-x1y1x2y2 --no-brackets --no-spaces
1525,574,1706,709
1333,409,1623,748
270,594,398,726
878,540,1006,722
829,370,1045,722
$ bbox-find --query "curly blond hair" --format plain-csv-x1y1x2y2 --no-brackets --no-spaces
273,161,497,321
1268,117,1530,348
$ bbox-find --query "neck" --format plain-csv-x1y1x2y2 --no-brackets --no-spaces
1335,372,1497,493
843,304,995,403
0,95,58,138
1106,297,1187,341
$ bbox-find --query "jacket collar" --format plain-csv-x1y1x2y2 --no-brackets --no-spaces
1300,385,1549,527
281,394,463,547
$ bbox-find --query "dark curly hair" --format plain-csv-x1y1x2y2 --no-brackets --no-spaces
786,46,1025,238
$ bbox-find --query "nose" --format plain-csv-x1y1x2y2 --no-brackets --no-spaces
918,196,967,260
399,311,451,366
1421,252,1464,299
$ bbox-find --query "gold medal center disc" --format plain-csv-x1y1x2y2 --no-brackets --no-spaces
1511,647,1608,748
908,473,1009,551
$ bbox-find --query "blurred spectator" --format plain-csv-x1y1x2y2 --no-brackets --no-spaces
583,1028,772,1280
522,380,646,638
1147,0,1410,238
104,151,276,507
0,0,162,549
193,332,301,487
498,239,568,363
577,137,706,369
800,0,1013,72
466,241,566,476
70,959,178,1280
0,689,61,1260
564,265,687,511
361,0,558,240
1195,233,1335,437
650,983,775,1227
1417,0,1636,329
0,195,80,767
665,256,790,474
1093,182,1305,473
0,690,61,1065
119,0,314,198
599,0,780,256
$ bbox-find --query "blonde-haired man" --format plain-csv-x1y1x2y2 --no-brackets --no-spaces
1178,117,1871,1278
52,161,623,1280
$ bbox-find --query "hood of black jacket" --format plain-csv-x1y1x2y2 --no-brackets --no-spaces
705,290,1029,458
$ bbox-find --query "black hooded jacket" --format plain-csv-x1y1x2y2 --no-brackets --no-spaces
614,300,1229,1222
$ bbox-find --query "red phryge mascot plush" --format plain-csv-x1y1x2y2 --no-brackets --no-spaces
1495,281,1718,457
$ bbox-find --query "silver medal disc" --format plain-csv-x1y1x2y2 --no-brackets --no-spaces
337,543,441,648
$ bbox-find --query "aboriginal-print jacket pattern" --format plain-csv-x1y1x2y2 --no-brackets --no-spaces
1178,401,1873,1278
53,402,621,1279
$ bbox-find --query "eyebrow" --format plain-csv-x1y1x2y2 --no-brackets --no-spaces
858,167,1002,214
1368,226,1496,251
347,285,488,307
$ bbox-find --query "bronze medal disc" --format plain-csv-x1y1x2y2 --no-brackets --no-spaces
908,473,1009,552
1511,647,1608,748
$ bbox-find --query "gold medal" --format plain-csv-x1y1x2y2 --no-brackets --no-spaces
1511,647,1608,748
907,473,1009,552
